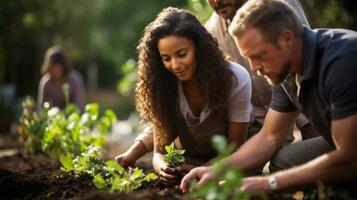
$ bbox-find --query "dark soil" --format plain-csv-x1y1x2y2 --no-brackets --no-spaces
0,134,188,200
1,133,355,200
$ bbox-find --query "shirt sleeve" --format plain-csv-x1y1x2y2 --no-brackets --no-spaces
135,124,154,151
271,85,297,112
204,13,217,35
228,63,252,122
325,52,357,120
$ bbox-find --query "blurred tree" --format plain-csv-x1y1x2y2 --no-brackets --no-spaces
0,0,355,100
0,0,187,98
301,0,357,30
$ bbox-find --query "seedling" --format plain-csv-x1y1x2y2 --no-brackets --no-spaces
60,145,158,192
19,97,116,159
19,97,157,193
163,143,185,168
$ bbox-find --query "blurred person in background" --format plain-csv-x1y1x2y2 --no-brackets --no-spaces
37,46,85,110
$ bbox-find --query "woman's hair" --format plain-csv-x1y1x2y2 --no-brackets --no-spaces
136,7,235,147
41,46,69,76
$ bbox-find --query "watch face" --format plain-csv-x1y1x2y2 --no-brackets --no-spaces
268,176,279,190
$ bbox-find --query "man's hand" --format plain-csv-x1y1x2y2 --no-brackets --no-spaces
180,166,217,192
240,176,271,193
177,163,195,177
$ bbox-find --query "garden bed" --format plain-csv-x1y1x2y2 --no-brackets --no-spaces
0,134,187,200
1,131,354,200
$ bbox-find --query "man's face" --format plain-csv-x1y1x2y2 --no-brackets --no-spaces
236,28,293,85
207,0,247,21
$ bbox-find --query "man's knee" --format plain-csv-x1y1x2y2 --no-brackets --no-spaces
269,137,334,173
269,147,295,173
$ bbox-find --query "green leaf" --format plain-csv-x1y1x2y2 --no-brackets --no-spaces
105,160,125,174
177,149,185,155
104,109,117,123
65,103,80,115
165,145,173,154
85,103,99,117
212,135,227,154
93,174,107,189
59,154,74,172
143,172,158,182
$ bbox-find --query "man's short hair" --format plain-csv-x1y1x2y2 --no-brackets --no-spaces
228,0,303,43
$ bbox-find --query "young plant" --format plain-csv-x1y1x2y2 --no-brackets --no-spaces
18,97,117,159
19,97,158,193
163,143,185,168
62,83,70,106
60,145,158,193
190,135,266,200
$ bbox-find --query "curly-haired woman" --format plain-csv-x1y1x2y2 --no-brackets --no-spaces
123,7,252,184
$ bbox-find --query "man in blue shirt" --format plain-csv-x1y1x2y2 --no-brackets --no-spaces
181,0,357,193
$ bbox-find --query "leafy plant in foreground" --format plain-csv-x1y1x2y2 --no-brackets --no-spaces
163,143,185,168
19,97,117,159
60,145,158,192
190,135,266,200
19,97,158,193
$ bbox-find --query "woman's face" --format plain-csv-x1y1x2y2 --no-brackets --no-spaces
49,63,65,81
157,36,197,82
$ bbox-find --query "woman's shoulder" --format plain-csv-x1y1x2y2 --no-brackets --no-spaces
39,73,51,86
227,61,250,83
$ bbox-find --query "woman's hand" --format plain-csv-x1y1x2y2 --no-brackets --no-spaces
158,163,180,184
153,152,180,184
114,141,148,168
115,152,135,168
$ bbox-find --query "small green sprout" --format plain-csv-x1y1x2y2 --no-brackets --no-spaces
163,143,185,168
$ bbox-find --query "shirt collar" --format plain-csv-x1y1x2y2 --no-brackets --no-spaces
301,26,317,81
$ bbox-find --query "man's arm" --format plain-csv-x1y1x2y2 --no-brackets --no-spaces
273,114,357,190
240,114,357,192
180,108,297,191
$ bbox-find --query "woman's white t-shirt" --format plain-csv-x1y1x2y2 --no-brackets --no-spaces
178,61,252,126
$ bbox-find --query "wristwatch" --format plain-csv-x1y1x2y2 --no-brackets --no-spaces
268,175,279,190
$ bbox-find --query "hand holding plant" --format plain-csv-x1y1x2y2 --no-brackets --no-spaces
157,143,186,184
